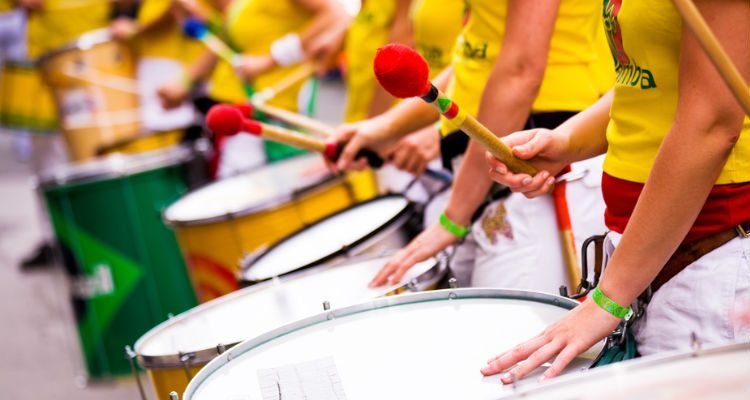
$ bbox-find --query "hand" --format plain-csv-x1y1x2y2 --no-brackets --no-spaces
306,27,347,75
329,118,393,172
109,18,138,41
485,128,570,198
18,0,43,11
370,223,458,287
157,80,190,110
480,298,620,383
382,125,440,176
233,55,276,82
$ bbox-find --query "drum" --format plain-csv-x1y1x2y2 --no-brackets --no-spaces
0,61,59,132
182,288,605,399
97,129,185,156
241,194,421,284
501,341,750,400
38,29,141,161
163,154,358,302
134,254,447,400
40,146,198,379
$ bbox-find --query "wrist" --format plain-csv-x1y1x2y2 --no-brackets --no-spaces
179,73,194,90
438,211,470,238
591,287,633,321
270,33,304,67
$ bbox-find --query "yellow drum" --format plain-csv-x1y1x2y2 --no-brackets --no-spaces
0,61,59,132
132,254,446,400
163,155,359,302
38,29,141,161
97,129,185,156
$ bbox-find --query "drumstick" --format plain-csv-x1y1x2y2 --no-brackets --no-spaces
373,44,581,290
182,19,333,137
671,0,750,116
373,44,538,176
206,104,384,167
183,18,239,65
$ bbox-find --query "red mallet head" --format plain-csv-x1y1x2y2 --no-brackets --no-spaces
373,44,431,98
234,102,254,118
206,104,244,137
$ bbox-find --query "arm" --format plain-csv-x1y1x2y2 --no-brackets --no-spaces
445,0,561,226
482,0,750,382
368,0,414,117
157,50,219,109
334,67,452,170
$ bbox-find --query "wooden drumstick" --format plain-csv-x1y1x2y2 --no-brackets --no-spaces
252,63,315,103
251,102,334,137
373,44,537,176
206,105,384,167
671,0,750,116
373,44,582,290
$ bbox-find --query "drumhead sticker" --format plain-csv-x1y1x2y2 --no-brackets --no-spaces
257,357,347,400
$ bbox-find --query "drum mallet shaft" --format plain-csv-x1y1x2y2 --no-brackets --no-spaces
372,43,581,290
183,18,238,65
206,104,384,168
670,0,750,116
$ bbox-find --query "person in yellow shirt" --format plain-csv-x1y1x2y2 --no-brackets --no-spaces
334,0,608,290
158,0,350,167
343,0,412,123
481,0,750,381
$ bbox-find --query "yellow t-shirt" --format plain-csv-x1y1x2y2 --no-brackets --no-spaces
442,0,602,134
136,0,205,65
0,1,14,12
603,0,750,184
26,0,110,58
410,0,464,79
590,18,616,96
343,0,396,122
225,0,313,111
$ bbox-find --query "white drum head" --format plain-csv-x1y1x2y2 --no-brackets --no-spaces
243,196,411,281
186,289,604,400
502,341,750,400
163,155,334,224
135,256,439,364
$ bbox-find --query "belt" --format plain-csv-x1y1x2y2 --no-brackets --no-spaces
651,222,750,292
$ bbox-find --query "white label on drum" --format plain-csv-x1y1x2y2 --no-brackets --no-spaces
257,357,347,400
59,88,100,129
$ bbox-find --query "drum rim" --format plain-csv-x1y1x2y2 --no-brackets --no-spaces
134,253,447,369
38,145,193,189
36,28,115,66
162,155,343,226
500,341,750,399
239,194,416,283
183,288,582,398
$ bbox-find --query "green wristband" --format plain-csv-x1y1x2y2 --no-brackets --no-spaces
439,212,469,238
592,287,633,321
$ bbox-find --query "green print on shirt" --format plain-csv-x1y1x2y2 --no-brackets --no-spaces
603,0,657,90
461,38,487,60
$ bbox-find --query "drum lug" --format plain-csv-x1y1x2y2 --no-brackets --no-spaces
169,391,180,400
217,343,227,355
179,351,196,381
448,277,458,289
691,332,702,353
124,345,148,400
322,300,331,311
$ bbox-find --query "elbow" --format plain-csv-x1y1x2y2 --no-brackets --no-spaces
503,57,546,99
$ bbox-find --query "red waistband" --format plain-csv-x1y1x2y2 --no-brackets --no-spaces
602,173,750,243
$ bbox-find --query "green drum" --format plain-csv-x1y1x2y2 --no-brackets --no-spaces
40,147,199,379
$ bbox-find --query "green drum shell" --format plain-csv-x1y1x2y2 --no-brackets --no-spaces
41,147,198,378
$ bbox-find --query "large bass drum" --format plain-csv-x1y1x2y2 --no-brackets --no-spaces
134,254,446,400
183,288,605,400
501,341,750,400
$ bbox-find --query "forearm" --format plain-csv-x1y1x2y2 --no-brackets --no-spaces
444,142,495,225
556,91,612,163
299,6,348,45
599,122,738,305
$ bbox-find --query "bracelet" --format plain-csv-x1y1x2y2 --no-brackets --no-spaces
439,212,470,238
270,33,304,66
592,287,633,321
179,73,194,90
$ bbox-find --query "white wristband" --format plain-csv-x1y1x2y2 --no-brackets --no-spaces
270,33,304,67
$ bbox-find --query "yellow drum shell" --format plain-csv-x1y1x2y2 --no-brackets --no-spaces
38,30,141,161
0,62,59,132
97,129,185,156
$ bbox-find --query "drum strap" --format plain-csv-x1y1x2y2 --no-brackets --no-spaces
650,221,750,293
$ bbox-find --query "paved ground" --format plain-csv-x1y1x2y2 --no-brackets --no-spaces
0,80,347,399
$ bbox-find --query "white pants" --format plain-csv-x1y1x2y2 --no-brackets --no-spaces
0,9,26,63
604,232,750,356
470,156,607,292
137,58,196,132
